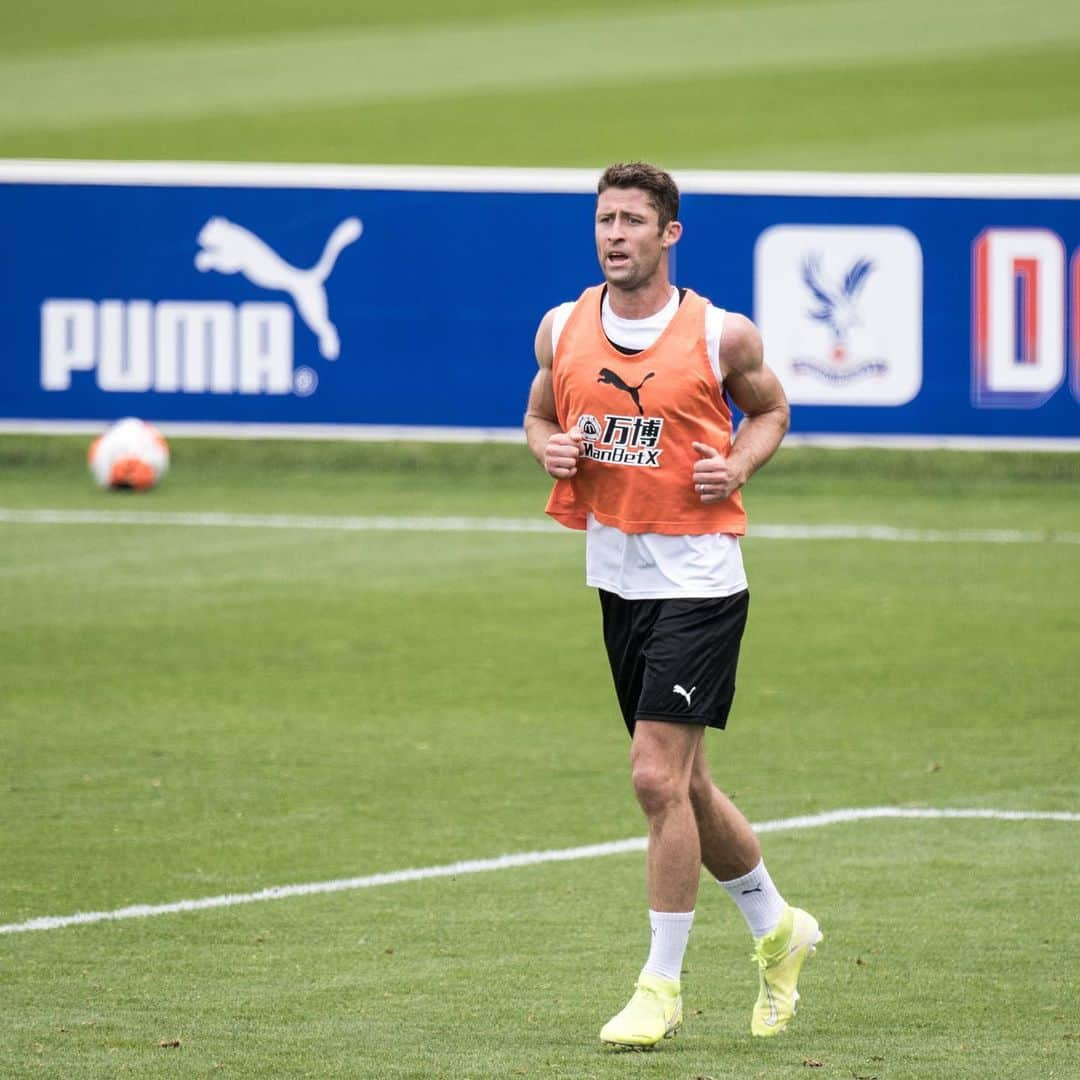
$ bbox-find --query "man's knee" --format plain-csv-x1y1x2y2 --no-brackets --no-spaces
630,744,691,816
629,720,702,816
631,761,684,816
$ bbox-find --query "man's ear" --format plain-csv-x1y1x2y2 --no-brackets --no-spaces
662,220,683,249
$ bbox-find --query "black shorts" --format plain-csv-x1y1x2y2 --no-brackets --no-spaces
599,589,750,736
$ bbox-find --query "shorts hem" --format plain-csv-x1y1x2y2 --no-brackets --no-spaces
633,710,728,730
590,583,749,601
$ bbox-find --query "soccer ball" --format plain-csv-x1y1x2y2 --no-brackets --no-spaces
88,418,170,491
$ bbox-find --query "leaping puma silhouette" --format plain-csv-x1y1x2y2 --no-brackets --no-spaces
195,216,363,360
597,367,655,415
673,683,696,706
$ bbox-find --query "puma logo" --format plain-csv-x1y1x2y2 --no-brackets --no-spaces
195,216,363,360
672,684,696,706
597,367,655,415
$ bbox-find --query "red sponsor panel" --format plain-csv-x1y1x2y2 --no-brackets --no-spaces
971,229,1065,408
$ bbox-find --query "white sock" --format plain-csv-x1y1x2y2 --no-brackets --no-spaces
717,860,786,939
640,909,694,983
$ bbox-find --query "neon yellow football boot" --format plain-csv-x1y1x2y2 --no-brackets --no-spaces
600,973,683,1048
751,905,822,1037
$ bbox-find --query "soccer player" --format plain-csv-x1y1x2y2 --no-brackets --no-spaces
524,161,821,1047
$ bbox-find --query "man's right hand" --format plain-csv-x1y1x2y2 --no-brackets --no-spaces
544,427,584,478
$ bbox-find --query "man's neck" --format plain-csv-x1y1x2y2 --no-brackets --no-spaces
604,280,676,321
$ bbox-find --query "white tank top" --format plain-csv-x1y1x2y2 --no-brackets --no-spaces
551,289,748,600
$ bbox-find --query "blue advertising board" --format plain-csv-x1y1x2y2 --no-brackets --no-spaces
2,161,1079,445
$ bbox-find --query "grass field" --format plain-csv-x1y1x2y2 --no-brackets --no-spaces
2,1,1079,1076
2,438,1078,1078
2,0,1080,172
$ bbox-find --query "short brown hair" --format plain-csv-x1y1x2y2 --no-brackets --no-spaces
597,162,680,230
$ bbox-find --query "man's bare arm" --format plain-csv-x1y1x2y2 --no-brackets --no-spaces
692,313,790,501
524,308,584,478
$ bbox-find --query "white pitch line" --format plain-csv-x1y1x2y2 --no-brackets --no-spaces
0,507,561,534
2,508,1080,545
749,523,1080,545
2,806,1076,937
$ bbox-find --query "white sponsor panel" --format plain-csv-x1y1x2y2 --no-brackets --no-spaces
577,413,664,468
755,225,923,406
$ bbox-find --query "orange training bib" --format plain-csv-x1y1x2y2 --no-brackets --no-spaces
546,285,746,536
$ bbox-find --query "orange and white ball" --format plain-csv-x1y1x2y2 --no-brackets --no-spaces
88,418,170,491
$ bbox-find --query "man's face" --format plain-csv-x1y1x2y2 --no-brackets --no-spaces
595,187,679,291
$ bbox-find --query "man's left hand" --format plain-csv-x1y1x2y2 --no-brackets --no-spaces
691,442,746,502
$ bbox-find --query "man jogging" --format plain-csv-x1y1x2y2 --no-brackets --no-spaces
524,161,821,1048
